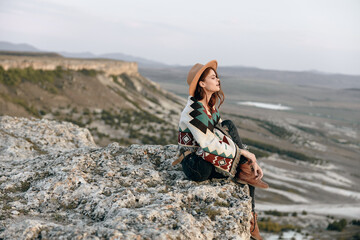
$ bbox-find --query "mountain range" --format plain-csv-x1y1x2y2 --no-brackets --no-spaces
0,41,168,68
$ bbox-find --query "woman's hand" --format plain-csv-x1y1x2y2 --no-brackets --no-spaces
240,149,263,180
252,162,264,180
240,149,257,163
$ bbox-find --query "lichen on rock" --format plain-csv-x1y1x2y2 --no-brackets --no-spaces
0,116,252,239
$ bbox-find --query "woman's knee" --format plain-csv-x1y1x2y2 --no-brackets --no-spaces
221,119,244,148
181,154,213,182
221,119,236,129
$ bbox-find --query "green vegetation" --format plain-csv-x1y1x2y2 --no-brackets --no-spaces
353,233,360,240
264,210,289,217
111,75,120,85
352,219,360,226
0,66,100,93
258,217,301,233
0,51,61,57
225,113,323,163
57,106,176,146
228,113,292,138
77,68,98,76
242,137,320,164
110,86,141,110
119,73,137,90
51,105,177,145
293,125,326,137
327,219,347,231
0,93,40,117
99,108,176,145
144,93,160,105
64,117,85,128
113,73,165,105
101,108,166,126
259,121,292,138
0,66,66,90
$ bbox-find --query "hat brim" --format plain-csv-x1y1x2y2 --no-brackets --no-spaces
189,60,218,97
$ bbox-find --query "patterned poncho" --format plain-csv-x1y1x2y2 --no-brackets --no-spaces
178,96,241,177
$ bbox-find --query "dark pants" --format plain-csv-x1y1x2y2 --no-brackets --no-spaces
181,119,256,212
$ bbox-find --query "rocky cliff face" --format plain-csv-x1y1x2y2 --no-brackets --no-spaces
0,116,252,239
0,54,138,76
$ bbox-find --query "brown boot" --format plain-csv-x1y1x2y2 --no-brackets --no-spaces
250,212,263,240
236,159,269,189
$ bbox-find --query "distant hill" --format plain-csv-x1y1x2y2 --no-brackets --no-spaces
59,52,168,67
98,52,168,67
58,51,97,59
0,41,167,68
139,65,360,91
0,41,41,52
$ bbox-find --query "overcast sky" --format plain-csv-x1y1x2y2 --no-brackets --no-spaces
0,0,359,75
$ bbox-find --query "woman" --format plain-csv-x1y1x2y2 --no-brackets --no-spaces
173,60,269,240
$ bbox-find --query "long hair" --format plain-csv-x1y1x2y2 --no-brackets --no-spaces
194,67,225,113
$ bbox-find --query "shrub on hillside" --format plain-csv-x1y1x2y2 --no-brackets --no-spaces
327,219,347,231
258,217,300,233
264,210,289,217
77,69,98,77
352,219,360,226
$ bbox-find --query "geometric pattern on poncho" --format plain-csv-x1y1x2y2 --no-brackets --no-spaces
203,141,234,159
202,151,233,172
188,97,220,134
178,131,198,146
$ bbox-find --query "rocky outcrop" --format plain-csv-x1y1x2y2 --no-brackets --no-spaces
0,116,252,239
0,54,138,76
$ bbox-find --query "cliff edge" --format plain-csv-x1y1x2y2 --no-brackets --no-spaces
0,53,138,76
0,116,252,239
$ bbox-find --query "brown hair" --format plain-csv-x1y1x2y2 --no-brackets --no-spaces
194,67,225,113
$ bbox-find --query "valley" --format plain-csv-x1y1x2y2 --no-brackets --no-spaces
1,52,359,239
139,65,360,239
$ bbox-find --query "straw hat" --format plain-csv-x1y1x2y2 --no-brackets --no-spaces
187,60,218,96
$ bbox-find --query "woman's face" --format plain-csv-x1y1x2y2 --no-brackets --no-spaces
199,69,220,94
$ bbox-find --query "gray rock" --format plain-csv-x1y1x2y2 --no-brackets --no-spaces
0,116,252,239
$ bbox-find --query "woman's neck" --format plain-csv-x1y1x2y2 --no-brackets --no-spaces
199,93,213,112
